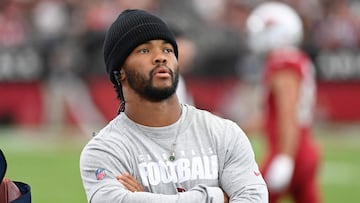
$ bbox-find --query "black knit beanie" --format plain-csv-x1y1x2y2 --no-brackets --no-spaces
103,9,178,84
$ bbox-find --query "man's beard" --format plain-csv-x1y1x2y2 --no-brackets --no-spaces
125,66,179,102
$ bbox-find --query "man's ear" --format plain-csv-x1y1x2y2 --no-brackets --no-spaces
119,70,126,81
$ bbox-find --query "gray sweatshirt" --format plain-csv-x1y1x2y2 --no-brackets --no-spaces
80,104,268,202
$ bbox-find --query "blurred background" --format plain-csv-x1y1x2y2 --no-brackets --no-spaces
0,0,359,202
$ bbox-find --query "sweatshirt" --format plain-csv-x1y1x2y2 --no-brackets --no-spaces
80,104,268,202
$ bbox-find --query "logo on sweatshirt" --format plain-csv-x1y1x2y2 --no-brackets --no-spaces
95,168,106,180
177,187,186,192
138,155,219,187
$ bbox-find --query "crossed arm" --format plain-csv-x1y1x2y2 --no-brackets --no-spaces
117,172,229,203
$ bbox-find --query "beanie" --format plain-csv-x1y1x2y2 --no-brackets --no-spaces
103,9,178,84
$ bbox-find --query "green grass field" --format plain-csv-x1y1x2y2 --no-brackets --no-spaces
1,123,359,203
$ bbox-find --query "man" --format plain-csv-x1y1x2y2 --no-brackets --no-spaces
245,2,321,203
80,9,268,203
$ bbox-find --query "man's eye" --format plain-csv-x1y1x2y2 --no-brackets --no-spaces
139,49,149,53
164,48,173,53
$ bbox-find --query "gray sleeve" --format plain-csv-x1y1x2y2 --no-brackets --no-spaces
80,139,225,203
219,122,268,202
90,184,223,203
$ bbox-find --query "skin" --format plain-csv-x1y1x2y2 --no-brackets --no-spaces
116,39,229,203
241,68,301,158
120,39,181,127
270,69,301,158
117,172,145,192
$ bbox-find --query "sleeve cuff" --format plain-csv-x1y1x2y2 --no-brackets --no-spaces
203,186,224,203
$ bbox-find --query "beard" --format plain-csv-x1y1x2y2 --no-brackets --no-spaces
125,66,179,102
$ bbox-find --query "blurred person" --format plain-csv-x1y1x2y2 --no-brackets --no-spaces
114,0,160,12
244,2,322,203
0,0,43,126
80,9,268,202
219,0,262,127
32,0,69,41
313,0,360,50
32,0,107,135
170,25,196,105
81,0,120,77
42,39,107,136
192,0,225,24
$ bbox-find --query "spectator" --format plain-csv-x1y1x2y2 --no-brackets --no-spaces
0,1,43,126
32,0,106,135
170,25,196,105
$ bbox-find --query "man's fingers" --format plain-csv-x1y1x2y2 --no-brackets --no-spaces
117,173,144,192
117,174,138,191
118,178,139,192
223,190,229,203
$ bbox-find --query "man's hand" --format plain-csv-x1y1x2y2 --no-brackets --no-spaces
266,154,294,192
223,191,229,203
117,172,145,192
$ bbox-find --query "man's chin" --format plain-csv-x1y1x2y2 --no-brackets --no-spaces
152,80,174,88
142,88,176,102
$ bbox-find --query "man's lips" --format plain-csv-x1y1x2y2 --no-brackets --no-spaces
153,66,171,77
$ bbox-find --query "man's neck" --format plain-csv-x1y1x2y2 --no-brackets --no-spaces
124,95,182,127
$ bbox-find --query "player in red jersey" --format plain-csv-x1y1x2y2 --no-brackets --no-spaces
245,2,322,203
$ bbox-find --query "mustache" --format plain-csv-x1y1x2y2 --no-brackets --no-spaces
150,64,174,76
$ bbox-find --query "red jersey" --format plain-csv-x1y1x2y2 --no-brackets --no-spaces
263,47,316,154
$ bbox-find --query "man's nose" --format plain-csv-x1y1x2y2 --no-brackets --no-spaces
153,52,167,64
